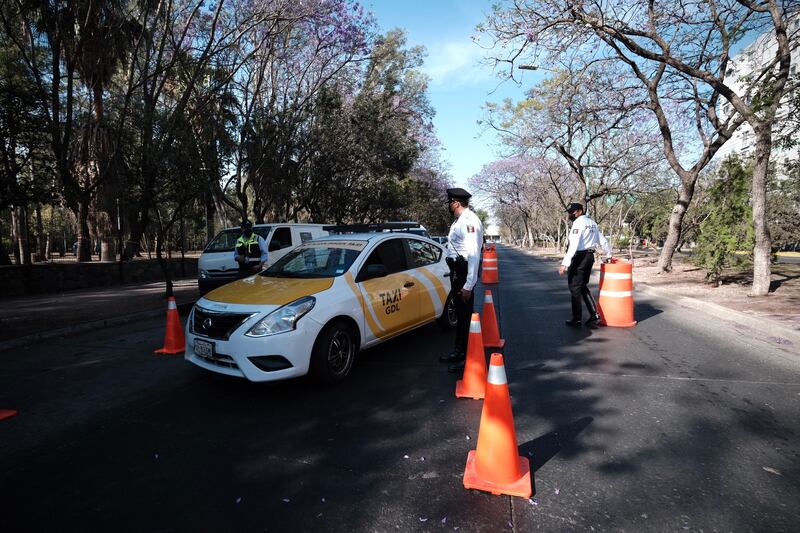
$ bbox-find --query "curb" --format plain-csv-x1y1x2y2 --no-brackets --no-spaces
0,301,194,352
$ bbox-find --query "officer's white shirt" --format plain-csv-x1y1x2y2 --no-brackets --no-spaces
561,214,612,267
446,207,484,291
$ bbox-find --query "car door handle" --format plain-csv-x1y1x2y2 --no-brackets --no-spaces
404,281,415,288
443,273,451,278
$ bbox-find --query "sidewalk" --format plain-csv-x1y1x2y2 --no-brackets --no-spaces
0,279,199,351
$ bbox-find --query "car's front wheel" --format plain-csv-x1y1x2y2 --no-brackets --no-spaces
310,320,358,384
436,293,458,331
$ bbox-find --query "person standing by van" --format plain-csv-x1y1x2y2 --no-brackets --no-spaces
234,220,268,275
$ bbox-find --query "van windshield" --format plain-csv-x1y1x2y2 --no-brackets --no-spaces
204,227,271,253
261,245,361,278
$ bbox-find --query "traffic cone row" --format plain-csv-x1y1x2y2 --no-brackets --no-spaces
454,287,532,499
0,409,18,421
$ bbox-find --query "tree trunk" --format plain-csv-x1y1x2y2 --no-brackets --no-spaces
76,201,92,262
658,176,697,273
0,220,11,265
751,127,773,296
14,205,32,265
10,207,21,264
205,191,216,246
100,238,115,262
35,204,47,261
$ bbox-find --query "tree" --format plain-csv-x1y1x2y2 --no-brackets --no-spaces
692,157,754,283
482,0,797,295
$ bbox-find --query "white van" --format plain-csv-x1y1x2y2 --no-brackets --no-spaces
198,223,329,293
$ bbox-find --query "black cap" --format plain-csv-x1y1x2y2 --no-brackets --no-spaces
565,203,583,213
241,219,253,228
446,187,472,202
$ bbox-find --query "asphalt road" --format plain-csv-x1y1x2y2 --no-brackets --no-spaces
1,246,799,532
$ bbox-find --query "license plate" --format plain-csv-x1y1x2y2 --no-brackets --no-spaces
194,339,214,358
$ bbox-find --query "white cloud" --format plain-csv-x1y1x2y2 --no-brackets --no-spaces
422,40,494,88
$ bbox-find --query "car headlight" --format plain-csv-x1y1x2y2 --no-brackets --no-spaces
199,269,209,279
245,296,316,337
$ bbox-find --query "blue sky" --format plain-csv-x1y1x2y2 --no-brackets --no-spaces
366,0,545,195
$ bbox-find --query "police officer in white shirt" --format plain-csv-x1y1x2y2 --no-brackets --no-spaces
559,203,612,327
439,187,484,372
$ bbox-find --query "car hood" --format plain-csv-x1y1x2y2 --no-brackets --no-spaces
204,275,334,306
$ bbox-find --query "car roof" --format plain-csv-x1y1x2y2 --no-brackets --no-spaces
311,232,431,243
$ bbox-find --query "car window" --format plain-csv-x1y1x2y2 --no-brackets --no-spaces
300,231,313,243
204,227,272,253
408,239,441,267
204,229,240,252
361,239,408,275
269,227,292,251
262,246,361,278
254,227,271,239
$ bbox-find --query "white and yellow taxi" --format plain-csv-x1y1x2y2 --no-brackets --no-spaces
185,228,456,383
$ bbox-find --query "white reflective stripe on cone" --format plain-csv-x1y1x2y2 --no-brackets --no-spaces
599,290,633,298
487,364,507,385
469,320,482,333
483,258,497,263
484,293,493,303
601,272,633,280
168,300,178,310
483,267,498,271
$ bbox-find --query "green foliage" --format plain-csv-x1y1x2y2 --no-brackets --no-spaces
692,157,755,282
767,162,800,249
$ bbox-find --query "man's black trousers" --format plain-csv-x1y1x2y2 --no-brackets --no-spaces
567,250,598,321
451,259,475,353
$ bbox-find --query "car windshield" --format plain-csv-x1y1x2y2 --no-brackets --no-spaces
261,244,363,278
204,227,271,253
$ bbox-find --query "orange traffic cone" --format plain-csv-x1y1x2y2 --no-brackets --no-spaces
0,409,18,421
154,296,186,355
463,353,531,498
480,290,505,348
455,313,487,400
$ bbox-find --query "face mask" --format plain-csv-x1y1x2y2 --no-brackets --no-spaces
243,228,252,237
568,213,577,222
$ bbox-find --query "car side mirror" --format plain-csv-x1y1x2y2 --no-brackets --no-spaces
358,264,387,282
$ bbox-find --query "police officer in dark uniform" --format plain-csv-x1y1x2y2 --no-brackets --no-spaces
439,187,483,372
559,203,612,326
234,220,268,276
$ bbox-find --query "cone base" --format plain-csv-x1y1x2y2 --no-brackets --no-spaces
484,339,505,348
463,450,531,498
154,347,185,355
599,320,637,328
455,379,485,400
0,409,19,421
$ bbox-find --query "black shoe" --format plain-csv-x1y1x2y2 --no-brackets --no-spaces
564,319,582,327
447,360,466,373
439,350,466,363
585,315,600,326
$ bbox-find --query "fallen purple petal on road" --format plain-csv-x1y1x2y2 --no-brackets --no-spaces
282,498,290,503
762,466,783,476
441,517,447,524
419,517,428,522
236,497,242,504
555,488,560,495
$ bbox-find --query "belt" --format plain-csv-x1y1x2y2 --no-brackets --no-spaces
577,249,594,253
